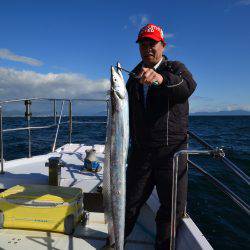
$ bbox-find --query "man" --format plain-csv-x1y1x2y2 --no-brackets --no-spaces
125,23,197,250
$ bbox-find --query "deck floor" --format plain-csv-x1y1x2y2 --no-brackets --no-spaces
0,206,155,250
0,143,155,249
0,144,105,192
0,143,212,250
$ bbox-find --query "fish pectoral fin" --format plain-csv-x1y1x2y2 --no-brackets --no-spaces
111,87,125,100
115,90,125,99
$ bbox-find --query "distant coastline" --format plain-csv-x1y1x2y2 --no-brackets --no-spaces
89,110,250,116
190,110,250,116
2,109,250,117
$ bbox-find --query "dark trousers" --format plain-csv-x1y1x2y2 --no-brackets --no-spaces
125,140,188,250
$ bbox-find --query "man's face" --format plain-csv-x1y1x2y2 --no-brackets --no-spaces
139,38,165,67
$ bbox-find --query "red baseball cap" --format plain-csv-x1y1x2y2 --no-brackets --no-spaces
136,23,166,46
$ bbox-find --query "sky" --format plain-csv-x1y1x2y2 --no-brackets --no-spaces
0,0,250,115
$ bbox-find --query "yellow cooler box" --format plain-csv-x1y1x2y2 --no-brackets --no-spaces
0,184,83,234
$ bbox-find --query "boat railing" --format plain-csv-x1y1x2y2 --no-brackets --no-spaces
170,131,250,250
0,97,107,174
1,98,249,250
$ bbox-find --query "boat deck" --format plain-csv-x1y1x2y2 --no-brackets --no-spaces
0,209,155,250
0,143,213,249
0,144,105,192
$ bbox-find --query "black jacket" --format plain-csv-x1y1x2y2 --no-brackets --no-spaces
126,56,197,148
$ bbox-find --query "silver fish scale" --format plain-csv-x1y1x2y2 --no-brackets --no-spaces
103,98,115,244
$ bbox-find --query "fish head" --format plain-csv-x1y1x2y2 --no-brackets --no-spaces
110,65,126,100
116,62,125,82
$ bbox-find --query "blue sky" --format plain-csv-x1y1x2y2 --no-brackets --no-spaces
0,0,250,114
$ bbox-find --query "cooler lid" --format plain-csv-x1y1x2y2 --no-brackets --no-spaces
0,185,82,203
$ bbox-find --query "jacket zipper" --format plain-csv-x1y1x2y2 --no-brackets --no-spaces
166,99,169,146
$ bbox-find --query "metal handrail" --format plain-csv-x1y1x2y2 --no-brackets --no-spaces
72,121,107,124
2,97,249,249
0,97,106,104
3,124,57,133
0,106,3,174
170,149,218,250
2,122,70,133
188,160,250,214
0,97,69,105
188,130,249,185
0,97,108,174
170,146,250,250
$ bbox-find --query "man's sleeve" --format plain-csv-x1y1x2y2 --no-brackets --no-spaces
126,77,132,92
159,61,197,102
126,76,135,96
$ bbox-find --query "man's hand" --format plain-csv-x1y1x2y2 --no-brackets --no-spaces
138,67,164,85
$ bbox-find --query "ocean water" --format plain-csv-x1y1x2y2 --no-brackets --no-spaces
1,116,250,250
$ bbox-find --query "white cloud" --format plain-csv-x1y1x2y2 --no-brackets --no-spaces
236,0,250,6
129,14,149,28
225,0,250,11
190,97,250,113
0,67,109,100
0,49,43,66
224,104,250,111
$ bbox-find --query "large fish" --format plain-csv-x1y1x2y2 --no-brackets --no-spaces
103,63,129,249
103,81,115,246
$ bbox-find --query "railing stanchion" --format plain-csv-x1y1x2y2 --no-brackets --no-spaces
69,100,72,144
53,99,57,124
170,149,215,250
25,100,32,158
0,106,4,174
170,152,179,250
